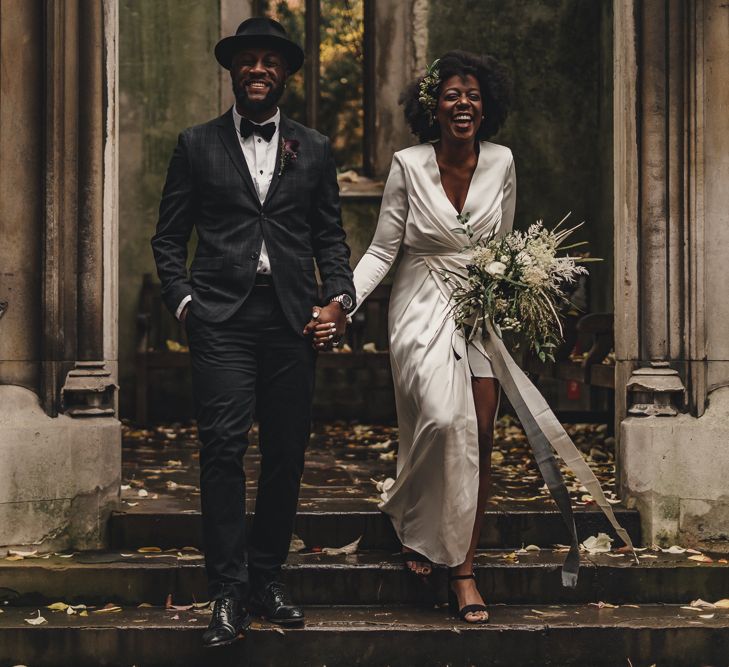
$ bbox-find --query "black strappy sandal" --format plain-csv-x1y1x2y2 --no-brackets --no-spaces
401,548,433,577
448,573,489,623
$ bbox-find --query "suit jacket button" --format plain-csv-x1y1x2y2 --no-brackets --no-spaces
250,252,259,260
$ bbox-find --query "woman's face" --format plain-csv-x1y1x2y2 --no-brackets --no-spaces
435,74,483,143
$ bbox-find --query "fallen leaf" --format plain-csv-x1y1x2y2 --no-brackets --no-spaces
93,604,122,613
137,489,149,498
289,535,306,553
137,547,162,553
699,614,715,619
369,440,392,451
661,545,687,554
688,554,714,563
714,599,729,608
46,602,69,611
690,599,715,609
9,550,38,558
24,611,47,625
581,533,613,554
321,536,362,556
589,601,619,609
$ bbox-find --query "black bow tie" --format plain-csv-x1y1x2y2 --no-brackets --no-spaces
240,117,276,142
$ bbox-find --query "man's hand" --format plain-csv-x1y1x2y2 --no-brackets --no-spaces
303,302,347,350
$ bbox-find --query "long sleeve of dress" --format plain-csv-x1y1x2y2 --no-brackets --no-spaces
351,154,409,313
499,153,517,236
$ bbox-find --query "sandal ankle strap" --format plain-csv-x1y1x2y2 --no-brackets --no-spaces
448,572,476,581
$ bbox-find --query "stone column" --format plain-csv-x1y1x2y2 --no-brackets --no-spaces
615,0,729,549
0,0,120,552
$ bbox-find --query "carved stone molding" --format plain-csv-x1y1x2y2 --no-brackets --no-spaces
614,0,707,419
41,0,111,416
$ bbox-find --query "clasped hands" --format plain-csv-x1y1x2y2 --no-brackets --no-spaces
302,302,347,350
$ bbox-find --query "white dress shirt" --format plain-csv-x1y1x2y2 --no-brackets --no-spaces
176,106,280,320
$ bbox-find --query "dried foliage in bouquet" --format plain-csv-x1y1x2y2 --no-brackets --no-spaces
442,213,596,361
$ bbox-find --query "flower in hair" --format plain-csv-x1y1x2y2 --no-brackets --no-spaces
418,58,441,126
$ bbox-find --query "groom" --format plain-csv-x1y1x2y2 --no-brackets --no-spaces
152,18,355,648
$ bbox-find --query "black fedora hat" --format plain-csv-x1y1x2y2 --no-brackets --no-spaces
215,17,304,74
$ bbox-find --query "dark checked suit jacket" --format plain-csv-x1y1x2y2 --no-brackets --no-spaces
151,109,355,332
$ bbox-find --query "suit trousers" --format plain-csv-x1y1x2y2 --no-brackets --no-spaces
185,283,316,601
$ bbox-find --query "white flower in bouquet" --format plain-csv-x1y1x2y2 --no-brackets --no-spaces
516,250,534,268
485,261,507,277
443,212,593,362
471,245,496,270
522,265,550,287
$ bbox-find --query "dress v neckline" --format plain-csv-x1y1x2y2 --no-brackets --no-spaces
430,142,483,216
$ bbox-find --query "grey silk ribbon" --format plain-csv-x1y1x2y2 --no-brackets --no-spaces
480,321,638,587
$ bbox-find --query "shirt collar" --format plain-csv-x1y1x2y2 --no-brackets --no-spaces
232,106,280,137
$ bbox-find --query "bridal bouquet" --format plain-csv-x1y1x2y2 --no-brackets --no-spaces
442,213,591,362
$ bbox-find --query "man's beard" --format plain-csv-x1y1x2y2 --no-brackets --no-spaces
233,78,285,114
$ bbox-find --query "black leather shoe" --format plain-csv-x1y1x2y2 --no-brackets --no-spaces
202,597,251,648
250,581,305,626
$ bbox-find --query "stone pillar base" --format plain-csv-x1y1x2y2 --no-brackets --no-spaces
621,387,729,552
0,386,120,552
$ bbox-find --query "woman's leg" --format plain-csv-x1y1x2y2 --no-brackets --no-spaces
450,376,500,621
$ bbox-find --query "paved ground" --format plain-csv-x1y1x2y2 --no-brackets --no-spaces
120,417,619,515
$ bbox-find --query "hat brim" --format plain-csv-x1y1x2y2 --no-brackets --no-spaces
215,34,304,74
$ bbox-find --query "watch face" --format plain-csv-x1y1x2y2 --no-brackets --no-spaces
341,294,353,310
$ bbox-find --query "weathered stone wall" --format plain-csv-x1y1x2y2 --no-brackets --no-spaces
427,0,614,312
118,0,221,417
0,0,43,392
0,0,121,551
616,0,729,550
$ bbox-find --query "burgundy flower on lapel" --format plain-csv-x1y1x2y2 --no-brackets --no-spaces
278,138,300,176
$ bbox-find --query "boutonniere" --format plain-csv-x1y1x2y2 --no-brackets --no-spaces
278,138,300,176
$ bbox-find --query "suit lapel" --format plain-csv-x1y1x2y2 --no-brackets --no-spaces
262,113,295,209
215,109,260,205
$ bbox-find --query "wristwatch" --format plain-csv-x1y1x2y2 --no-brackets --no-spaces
329,293,354,313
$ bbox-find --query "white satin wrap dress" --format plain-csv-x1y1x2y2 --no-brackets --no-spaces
352,141,516,566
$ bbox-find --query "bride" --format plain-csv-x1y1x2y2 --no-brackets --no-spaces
315,50,512,623
311,50,632,624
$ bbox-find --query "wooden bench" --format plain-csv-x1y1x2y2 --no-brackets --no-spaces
134,275,393,424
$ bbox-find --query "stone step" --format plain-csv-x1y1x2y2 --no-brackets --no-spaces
1,603,728,667
2,549,724,607
109,504,642,551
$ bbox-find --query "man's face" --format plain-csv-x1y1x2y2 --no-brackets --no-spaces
231,46,288,114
